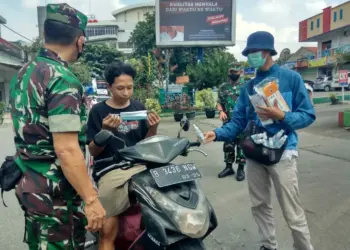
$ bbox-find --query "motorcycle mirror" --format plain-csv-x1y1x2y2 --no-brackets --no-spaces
94,130,113,146
180,117,190,132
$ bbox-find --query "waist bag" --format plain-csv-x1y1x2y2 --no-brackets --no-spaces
0,155,23,206
240,81,288,166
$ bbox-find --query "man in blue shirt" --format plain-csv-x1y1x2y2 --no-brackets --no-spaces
204,31,315,250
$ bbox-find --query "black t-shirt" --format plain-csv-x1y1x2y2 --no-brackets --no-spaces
86,99,149,175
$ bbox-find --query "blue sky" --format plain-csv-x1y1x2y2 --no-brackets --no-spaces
0,0,348,60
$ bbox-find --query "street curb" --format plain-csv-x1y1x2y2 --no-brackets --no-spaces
313,94,350,105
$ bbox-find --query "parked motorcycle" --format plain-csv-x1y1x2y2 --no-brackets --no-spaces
85,118,218,250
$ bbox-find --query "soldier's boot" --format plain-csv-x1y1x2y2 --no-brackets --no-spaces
236,164,245,182
219,143,235,178
218,163,235,178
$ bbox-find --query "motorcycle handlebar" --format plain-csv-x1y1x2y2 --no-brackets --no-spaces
189,141,201,147
94,156,115,166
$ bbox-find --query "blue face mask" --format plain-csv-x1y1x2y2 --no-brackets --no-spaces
120,110,148,121
248,51,266,68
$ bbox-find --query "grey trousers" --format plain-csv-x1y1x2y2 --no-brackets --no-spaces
246,157,314,250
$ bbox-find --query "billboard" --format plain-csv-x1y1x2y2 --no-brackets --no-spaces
155,0,236,47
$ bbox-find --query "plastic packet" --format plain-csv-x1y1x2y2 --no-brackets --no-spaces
254,77,290,112
120,110,148,121
248,94,273,126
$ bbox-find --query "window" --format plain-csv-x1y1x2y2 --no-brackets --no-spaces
334,11,337,22
317,18,320,28
340,9,343,20
311,21,314,30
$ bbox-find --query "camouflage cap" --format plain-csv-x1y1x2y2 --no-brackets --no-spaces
46,3,88,32
228,62,242,73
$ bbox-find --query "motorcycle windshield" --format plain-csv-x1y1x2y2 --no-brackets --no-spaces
118,136,189,164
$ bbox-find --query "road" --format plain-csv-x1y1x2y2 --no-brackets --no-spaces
1,104,350,250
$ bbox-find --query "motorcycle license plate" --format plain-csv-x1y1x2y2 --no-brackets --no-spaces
150,163,202,188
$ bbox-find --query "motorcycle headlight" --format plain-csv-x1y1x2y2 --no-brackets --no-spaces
146,184,210,238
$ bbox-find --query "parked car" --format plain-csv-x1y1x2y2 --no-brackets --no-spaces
313,75,333,92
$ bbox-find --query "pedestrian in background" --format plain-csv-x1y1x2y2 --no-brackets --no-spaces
216,62,246,181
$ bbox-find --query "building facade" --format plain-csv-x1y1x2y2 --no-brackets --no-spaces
299,1,350,79
0,15,24,106
86,2,155,54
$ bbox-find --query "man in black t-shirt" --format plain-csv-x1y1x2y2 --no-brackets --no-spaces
86,61,160,249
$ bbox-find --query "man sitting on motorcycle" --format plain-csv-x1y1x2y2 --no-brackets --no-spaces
87,61,161,250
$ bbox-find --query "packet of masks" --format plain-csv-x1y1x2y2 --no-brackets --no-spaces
248,94,274,126
120,110,148,121
254,78,290,112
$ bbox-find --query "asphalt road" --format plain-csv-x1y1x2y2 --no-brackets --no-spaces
1,104,350,250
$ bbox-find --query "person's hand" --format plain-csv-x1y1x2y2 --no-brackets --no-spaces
256,100,285,121
219,111,227,121
147,111,161,128
84,197,106,232
102,114,121,131
203,131,216,144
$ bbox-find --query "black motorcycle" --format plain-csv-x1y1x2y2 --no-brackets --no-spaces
85,118,218,250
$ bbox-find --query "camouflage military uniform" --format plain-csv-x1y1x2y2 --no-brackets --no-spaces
10,4,88,249
217,82,246,166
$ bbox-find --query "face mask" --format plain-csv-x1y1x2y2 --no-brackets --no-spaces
229,74,240,82
120,110,148,121
248,51,266,68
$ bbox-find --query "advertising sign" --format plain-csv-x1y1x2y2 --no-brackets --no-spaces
156,0,236,47
308,57,327,68
339,70,349,87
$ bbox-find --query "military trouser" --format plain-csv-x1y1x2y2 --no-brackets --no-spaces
15,168,87,250
223,114,246,166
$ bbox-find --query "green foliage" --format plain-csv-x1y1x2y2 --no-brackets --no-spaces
23,37,43,60
187,49,236,89
133,86,159,105
145,98,162,114
336,52,350,65
127,55,157,88
329,93,337,100
196,88,216,110
71,63,91,85
0,101,6,125
80,44,123,78
128,12,156,57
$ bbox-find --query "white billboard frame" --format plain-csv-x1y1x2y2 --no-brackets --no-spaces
155,0,236,48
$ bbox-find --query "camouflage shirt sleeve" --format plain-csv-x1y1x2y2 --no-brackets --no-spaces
217,83,226,104
47,77,84,132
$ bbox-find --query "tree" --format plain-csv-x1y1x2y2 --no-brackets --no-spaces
275,48,291,65
187,49,237,90
128,12,156,57
71,63,91,85
80,44,123,78
22,37,43,61
128,55,159,104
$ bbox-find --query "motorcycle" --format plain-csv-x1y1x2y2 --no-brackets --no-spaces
85,118,218,250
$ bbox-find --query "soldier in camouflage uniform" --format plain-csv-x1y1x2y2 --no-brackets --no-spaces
10,4,105,249
216,62,246,181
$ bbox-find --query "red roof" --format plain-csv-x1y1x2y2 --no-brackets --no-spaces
304,47,318,56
